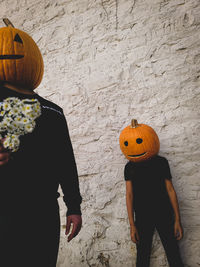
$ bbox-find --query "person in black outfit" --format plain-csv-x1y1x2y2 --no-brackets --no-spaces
0,83,82,267
125,156,184,266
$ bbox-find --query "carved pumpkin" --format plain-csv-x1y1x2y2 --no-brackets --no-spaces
119,119,160,163
0,19,43,89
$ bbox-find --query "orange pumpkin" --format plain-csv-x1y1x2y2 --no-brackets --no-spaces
119,119,160,163
0,19,44,90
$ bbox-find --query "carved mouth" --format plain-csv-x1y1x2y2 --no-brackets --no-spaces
0,55,24,59
128,152,146,157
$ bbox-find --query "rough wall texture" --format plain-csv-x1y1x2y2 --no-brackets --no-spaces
0,0,200,266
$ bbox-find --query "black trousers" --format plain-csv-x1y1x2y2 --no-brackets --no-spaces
135,214,184,267
0,201,60,267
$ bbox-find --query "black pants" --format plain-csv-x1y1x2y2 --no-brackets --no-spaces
135,215,184,267
0,202,60,267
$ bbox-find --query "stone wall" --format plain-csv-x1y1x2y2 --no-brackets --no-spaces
1,0,200,266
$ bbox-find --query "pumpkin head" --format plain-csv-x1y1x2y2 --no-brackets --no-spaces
0,19,43,90
119,119,160,163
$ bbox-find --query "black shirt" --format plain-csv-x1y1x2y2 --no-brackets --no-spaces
124,155,173,218
0,86,82,216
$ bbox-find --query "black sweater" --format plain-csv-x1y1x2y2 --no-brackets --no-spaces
0,86,82,216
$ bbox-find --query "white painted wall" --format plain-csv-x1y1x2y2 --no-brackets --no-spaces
0,0,200,266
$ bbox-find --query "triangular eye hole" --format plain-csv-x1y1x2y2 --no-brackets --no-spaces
14,33,23,44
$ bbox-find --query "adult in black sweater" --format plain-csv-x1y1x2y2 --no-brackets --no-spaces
0,83,82,267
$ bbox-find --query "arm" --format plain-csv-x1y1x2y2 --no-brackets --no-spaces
126,180,139,243
58,113,82,241
165,179,183,240
0,139,10,166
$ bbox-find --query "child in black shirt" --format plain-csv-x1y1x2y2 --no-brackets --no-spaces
120,120,184,267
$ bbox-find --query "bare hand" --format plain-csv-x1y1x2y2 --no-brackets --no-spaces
65,215,82,242
174,220,183,240
130,225,139,243
0,139,10,166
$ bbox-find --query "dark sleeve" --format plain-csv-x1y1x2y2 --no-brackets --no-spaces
124,162,132,181
162,157,172,180
57,112,82,216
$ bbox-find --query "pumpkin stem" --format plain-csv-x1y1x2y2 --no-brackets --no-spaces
131,119,139,128
3,18,15,28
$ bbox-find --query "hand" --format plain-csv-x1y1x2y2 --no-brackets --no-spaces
130,225,139,243
174,220,183,240
65,215,82,242
0,139,10,166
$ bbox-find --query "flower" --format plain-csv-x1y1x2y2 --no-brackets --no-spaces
21,117,30,124
2,117,12,126
0,97,41,152
0,110,5,116
25,122,35,133
3,134,20,152
3,102,11,111
8,107,20,116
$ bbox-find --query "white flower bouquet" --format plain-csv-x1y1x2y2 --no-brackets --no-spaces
0,97,41,152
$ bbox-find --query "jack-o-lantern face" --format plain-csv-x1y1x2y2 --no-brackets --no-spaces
119,119,160,163
0,23,43,89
